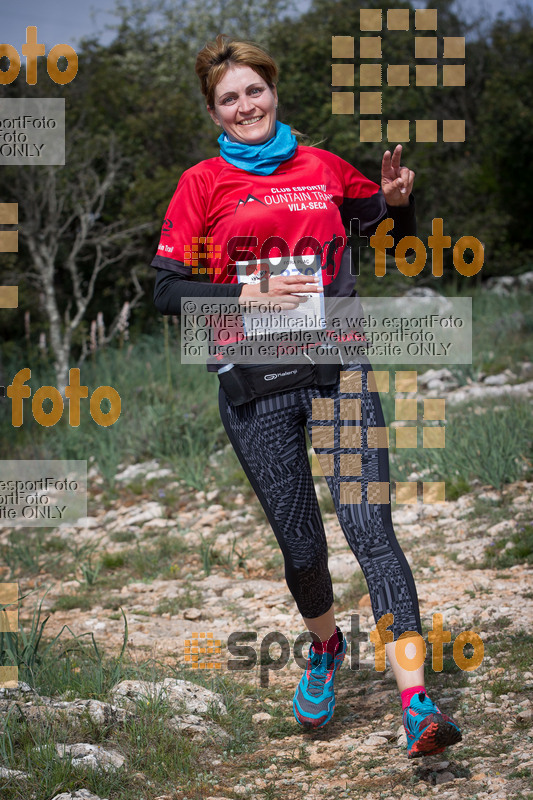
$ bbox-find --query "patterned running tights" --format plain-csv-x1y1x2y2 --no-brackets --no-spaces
218,362,423,641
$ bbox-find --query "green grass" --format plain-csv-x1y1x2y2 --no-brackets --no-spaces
482,523,533,568
484,629,533,673
51,594,95,612
263,551,284,579
388,396,533,491
0,593,269,799
445,476,473,500
3,596,532,799
1,526,192,590
371,289,533,496
109,530,137,543
114,535,191,581
510,767,533,779
154,589,203,616
0,333,226,493
335,570,369,613
2,288,532,500
200,529,250,577
0,529,66,577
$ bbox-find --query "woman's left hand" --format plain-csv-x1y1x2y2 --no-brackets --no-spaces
381,144,415,206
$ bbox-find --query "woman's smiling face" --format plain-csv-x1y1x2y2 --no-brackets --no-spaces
208,64,278,145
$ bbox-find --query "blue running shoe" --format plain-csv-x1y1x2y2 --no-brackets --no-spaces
293,627,347,729
403,690,462,758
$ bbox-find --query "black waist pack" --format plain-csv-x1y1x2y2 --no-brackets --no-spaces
218,361,341,405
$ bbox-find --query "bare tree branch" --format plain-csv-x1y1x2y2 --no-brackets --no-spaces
9,132,157,392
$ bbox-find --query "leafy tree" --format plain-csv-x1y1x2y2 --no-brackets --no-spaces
465,8,533,271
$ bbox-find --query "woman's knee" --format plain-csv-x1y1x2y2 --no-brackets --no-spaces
284,553,330,591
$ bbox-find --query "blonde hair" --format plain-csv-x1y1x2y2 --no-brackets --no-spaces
195,34,278,109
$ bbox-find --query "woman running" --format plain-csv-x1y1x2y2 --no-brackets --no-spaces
151,34,462,758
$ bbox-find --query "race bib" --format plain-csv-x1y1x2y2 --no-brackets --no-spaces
235,256,326,337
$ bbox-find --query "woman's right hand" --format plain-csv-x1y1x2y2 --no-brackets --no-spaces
238,274,323,311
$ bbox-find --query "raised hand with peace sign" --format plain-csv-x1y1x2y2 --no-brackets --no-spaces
381,144,415,207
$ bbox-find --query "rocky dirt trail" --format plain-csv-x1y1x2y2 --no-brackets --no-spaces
2,450,532,800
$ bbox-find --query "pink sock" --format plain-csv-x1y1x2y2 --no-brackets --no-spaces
401,685,426,711
311,626,341,656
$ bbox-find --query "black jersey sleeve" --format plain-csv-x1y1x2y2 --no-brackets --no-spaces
153,267,245,316
326,192,416,297
385,194,417,242
340,187,416,243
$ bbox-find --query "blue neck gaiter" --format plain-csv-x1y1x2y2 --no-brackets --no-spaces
218,120,298,175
